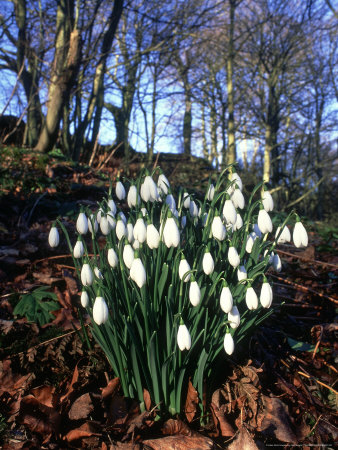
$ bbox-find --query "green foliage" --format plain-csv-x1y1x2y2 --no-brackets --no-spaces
13,286,59,327
287,337,316,352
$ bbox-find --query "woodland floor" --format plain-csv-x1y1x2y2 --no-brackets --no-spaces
0,147,337,449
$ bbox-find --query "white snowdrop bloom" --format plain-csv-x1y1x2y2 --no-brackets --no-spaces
48,226,59,248
253,223,262,238
276,225,291,244
76,212,88,235
133,217,147,243
231,172,243,191
220,285,233,313
183,192,191,209
189,200,199,218
100,215,111,236
165,194,176,212
107,248,118,268
116,180,126,201
177,323,191,351
127,222,134,243
140,207,148,217
264,249,275,265
179,257,191,282
202,250,214,275
107,213,116,230
258,208,273,234
224,332,235,355
246,232,258,254
140,180,151,202
260,280,273,308
157,173,170,195
181,215,187,229
145,175,159,202
212,215,226,241
234,213,243,231
93,296,109,325
228,306,240,329
88,214,98,234
80,290,89,308
94,267,103,279
262,189,274,212
223,198,237,225
81,263,94,286
273,253,282,272
293,221,308,248
118,211,127,224
123,243,134,269
246,286,258,310
127,185,139,208
237,265,247,281
73,239,84,258
116,218,127,240
189,280,201,306
207,184,215,201
132,239,140,249
163,216,180,248
231,187,245,209
96,208,103,224
107,198,117,215
146,223,160,249
228,246,240,268
130,257,146,288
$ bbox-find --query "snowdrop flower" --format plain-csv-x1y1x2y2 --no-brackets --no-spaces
231,186,245,209
207,183,215,201
107,247,118,268
127,222,134,243
293,219,308,248
224,332,235,355
93,295,109,325
80,290,89,308
48,225,59,248
189,277,201,306
237,265,247,281
189,200,199,218
133,217,147,243
118,211,127,224
100,215,111,236
94,267,103,279
202,250,214,275
81,263,94,286
116,217,127,240
146,223,160,249
123,242,134,269
177,322,191,351
231,172,243,191
223,196,237,225
96,208,103,224
179,256,191,282
130,253,146,288
127,185,139,208
246,286,258,310
181,215,187,229
234,213,243,231
76,211,88,235
140,179,151,202
276,225,291,244
262,188,274,212
165,194,176,212
260,277,273,308
211,214,226,241
228,246,240,268
162,214,180,248
273,253,282,272
246,232,258,254
183,192,190,209
220,283,233,313
145,175,159,202
264,249,275,265
107,213,116,230
88,214,98,234
253,223,262,238
133,239,140,250
141,207,148,217
107,197,117,215
228,306,240,329
157,173,170,195
115,179,126,201
73,238,84,258
258,207,273,234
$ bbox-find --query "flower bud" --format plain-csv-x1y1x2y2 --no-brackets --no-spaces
179,257,191,282
183,192,190,209
211,215,226,241
207,183,215,201
76,212,88,235
107,197,117,215
163,216,180,248
165,194,176,212
107,248,118,268
223,198,237,225
224,332,235,355
231,172,243,191
237,265,247,281
93,296,109,325
202,250,214,275
116,218,127,240
158,173,170,195
127,185,139,208
116,180,126,201
123,243,134,269
81,263,94,286
228,306,240,329
189,279,201,306
130,257,146,288
189,200,199,218
81,290,89,308
234,213,243,230
48,226,59,248
276,225,291,244
88,214,98,234
258,208,272,234
73,238,84,258
220,285,233,313
231,187,245,209
228,246,240,268
246,232,258,254
293,221,308,248
262,189,274,212
246,286,258,310
177,323,191,351
260,280,273,308
133,217,147,243
100,215,111,236
146,223,160,249
273,253,282,272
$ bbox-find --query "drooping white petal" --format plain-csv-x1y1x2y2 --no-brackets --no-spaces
80,290,89,308
234,213,243,230
81,263,94,286
94,267,103,279
179,258,191,282
93,296,109,325
127,222,134,243
220,286,233,313
116,181,126,200
273,253,282,272
189,280,201,306
293,221,308,248
127,185,139,208
48,226,59,248
163,217,180,248
202,251,214,275
276,225,291,244
183,192,190,209
107,248,118,268
107,213,116,230
237,265,247,281
231,172,243,191
207,184,215,201
133,217,147,243
76,212,88,235
258,209,273,234
231,188,245,209
123,243,134,269
177,324,191,351
100,216,111,236
107,198,117,215
262,190,274,212
157,173,170,195
223,199,237,225
224,332,235,355
146,223,160,249
145,175,159,202
246,232,258,254
116,219,127,240
228,306,240,329
165,194,176,212
211,215,226,241
228,246,240,268
260,282,273,308
130,257,146,288
189,200,199,218
246,286,258,310
73,240,84,258
88,214,98,234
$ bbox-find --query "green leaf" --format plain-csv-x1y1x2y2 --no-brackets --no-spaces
13,287,59,327
158,262,169,300
287,337,316,352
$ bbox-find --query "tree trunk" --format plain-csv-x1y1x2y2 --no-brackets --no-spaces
183,87,192,156
226,0,236,165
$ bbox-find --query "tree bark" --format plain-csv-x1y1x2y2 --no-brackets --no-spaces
226,0,236,165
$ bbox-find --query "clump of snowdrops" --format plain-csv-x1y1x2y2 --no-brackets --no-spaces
49,164,308,417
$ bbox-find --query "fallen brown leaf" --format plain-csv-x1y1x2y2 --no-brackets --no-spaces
162,418,191,436
228,427,258,450
30,385,57,408
101,377,120,399
68,392,94,420
185,378,199,423
143,388,152,411
143,434,214,450
60,364,79,404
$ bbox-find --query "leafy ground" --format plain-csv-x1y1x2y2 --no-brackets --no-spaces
0,147,337,449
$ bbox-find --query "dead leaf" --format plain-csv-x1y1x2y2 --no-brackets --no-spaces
143,388,152,411
0,319,13,335
68,392,94,420
60,364,79,404
210,401,235,437
101,377,120,399
162,418,191,436
185,378,199,423
31,385,57,408
228,427,258,450
143,434,214,449
258,395,298,444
